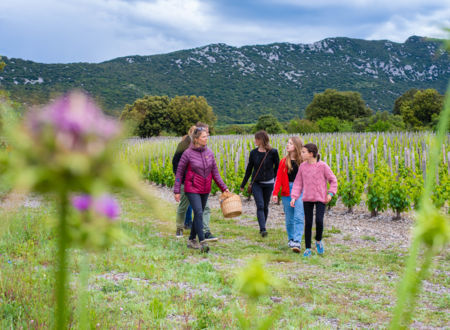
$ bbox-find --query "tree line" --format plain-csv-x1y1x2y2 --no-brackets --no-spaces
119,87,445,137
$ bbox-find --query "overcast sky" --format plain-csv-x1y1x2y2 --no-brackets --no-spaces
1,0,449,63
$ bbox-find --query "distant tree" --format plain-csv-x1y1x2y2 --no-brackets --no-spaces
316,116,354,133
393,88,418,115
316,116,340,133
254,114,284,134
0,57,5,71
120,95,170,137
166,95,216,136
400,89,444,129
355,111,406,132
305,89,372,121
287,118,319,134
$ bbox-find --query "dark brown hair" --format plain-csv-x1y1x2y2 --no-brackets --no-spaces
303,143,320,161
254,130,272,150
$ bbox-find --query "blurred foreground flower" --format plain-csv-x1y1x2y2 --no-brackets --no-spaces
1,91,157,329
93,194,121,220
72,194,121,220
72,195,92,211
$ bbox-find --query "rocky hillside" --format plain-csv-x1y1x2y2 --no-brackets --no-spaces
1,36,448,124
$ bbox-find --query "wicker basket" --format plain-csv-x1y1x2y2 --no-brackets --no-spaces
220,192,242,218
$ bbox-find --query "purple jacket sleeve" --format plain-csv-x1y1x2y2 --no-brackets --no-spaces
290,166,303,201
324,163,338,195
174,150,190,194
211,155,227,192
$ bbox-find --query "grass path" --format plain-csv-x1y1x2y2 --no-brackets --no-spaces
0,188,448,329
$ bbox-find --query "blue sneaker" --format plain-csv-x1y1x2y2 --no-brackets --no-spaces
316,241,324,255
303,248,312,257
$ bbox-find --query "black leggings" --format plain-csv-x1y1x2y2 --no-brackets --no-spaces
303,201,326,249
186,193,209,242
252,182,274,232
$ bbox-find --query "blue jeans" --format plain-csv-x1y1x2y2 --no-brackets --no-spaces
281,183,304,243
185,205,193,227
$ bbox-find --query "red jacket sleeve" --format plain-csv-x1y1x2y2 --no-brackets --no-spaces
272,158,285,196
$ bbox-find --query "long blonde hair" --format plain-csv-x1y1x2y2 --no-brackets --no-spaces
285,136,303,173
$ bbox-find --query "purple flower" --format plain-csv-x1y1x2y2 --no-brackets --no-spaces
26,91,121,152
72,195,92,211
94,195,121,220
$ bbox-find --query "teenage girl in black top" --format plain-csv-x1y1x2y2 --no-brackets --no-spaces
240,130,279,237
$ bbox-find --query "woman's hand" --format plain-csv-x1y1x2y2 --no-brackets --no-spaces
326,194,332,204
272,195,278,203
224,189,230,193
240,187,244,192
290,198,296,207
174,194,181,202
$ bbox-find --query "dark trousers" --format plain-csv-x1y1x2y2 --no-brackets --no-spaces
303,201,326,249
186,193,209,242
252,182,274,232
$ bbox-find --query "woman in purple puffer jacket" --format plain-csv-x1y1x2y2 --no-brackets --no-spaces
174,126,229,253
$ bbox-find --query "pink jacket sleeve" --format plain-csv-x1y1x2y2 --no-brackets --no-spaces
324,163,338,195
290,167,303,200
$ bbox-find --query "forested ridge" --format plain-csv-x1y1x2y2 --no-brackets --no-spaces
1,36,448,124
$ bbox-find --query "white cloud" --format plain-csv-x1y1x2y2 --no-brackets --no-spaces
1,0,449,63
366,8,450,41
266,0,449,9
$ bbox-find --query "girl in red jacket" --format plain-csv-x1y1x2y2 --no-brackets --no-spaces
272,137,304,253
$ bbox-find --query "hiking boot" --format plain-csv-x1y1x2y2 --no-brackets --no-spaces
291,241,301,254
260,230,268,238
199,240,210,253
187,239,200,249
316,241,324,255
288,240,294,248
176,228,183,238
204,232,218,242
303,248,312,257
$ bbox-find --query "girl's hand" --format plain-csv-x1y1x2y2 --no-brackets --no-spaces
224,189,230,193
290,198,296,207
272,195,278,203
174,194,181,202
240,187,244,192
326,194,332,204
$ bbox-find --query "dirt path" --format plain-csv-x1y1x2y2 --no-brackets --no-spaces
148,182,415,251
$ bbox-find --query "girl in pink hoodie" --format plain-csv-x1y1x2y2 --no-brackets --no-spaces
290,143,337,257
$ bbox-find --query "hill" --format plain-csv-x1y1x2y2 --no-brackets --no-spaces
0,36,448,124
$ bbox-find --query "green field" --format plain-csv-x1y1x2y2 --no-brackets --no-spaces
1,186,448,328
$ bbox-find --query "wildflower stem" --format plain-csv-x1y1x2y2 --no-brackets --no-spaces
77,252,90,329
55,191,69,329
390,82,450,329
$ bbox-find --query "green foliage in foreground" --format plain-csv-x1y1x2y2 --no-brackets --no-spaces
0,190,448,328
